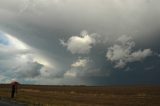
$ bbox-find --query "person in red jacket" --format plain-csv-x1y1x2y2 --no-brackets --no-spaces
11,80,19,98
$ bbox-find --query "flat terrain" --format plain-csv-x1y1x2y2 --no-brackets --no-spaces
0,101,14,106
0,100,26,106
0,84,160,106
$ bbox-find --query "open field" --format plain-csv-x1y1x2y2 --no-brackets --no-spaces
0,84,160,106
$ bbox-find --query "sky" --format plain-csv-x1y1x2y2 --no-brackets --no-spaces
0,0,160,85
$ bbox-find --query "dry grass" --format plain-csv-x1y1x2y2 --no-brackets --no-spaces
0,84,160,106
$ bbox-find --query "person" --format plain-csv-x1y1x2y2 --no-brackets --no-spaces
11,81,18,98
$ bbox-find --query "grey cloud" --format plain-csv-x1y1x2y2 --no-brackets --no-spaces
106,35,153,68
0,46,29,60
64,57,91,77
64,57,110,78
71,57,89,68
0,0,160,85
15,61,43,78
0,75,11,83
1,0,160,40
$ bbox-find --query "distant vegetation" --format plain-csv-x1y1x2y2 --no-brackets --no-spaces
0,84,160,106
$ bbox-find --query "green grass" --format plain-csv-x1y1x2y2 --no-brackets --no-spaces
0,84,160,106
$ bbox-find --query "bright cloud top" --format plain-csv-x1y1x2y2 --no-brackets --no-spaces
0,32,55,82
61,31,96,54
5,34,29,50
71,58,89,68
64,58,90,78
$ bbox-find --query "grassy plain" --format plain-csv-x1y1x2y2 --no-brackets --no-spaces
0,84,160,106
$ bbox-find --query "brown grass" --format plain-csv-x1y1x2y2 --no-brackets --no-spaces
0,84,160,106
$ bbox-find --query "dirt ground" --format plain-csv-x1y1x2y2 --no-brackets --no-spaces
0,84,160,106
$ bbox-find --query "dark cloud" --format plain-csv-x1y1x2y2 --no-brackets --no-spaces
15,61,43,78
0,0,160,85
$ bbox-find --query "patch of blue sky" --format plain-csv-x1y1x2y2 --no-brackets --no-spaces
0,32,10,46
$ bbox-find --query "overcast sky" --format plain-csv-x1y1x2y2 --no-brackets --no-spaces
0,0,160,85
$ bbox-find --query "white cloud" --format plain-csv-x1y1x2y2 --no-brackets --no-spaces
64,57,110,78
71,58,89,68
64,71,77,77
61,31,96,54
64,58,90,77
106,35,153,68
117,35,133,45
5,33,29,50
0,32,57,81
129,49,152,62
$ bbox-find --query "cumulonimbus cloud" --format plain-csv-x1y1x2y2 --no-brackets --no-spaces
106,35,153,68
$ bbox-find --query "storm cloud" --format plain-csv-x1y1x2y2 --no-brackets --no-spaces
0,0,160,85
